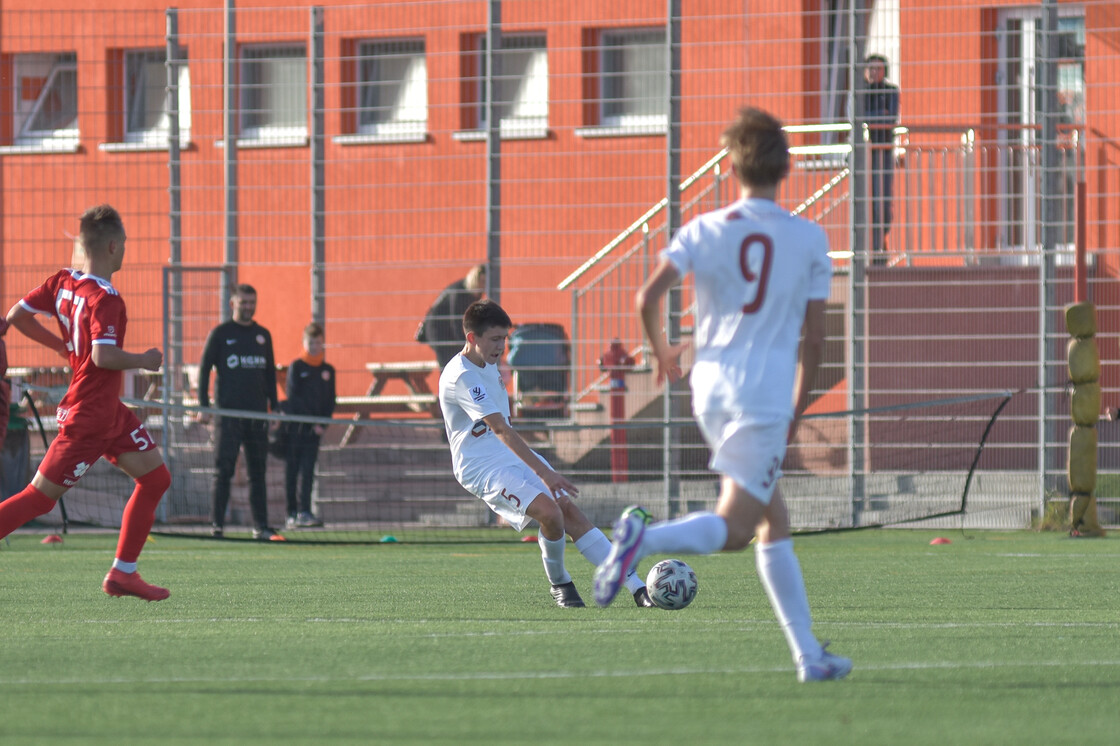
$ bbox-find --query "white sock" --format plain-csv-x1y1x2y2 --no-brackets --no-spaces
112,559,137,574
538,532,571,585
641,512,728,559
755,538,822,664
574,527,611,564
576,528,644,593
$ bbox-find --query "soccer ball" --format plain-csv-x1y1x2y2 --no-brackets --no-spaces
645,559,698,610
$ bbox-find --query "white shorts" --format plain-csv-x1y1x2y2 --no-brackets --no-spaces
695,410,788,505
463,455,553,532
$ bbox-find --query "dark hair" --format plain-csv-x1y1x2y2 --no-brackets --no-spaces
303,322,324,339
721,107,790,188
865,54,889,77
463,299,512,337
78,204,125,254
233,283,257,298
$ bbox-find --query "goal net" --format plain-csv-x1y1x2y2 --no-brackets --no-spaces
785,391,1020,531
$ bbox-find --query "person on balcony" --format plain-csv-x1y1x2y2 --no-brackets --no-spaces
863,54,900,265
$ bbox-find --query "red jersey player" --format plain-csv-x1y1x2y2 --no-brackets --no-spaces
0,204,172,601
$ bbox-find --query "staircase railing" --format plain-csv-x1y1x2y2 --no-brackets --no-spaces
556,124,853,411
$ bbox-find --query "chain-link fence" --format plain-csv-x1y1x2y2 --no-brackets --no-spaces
1,1,1118,537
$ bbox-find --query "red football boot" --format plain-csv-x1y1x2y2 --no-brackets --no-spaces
102,568,170,602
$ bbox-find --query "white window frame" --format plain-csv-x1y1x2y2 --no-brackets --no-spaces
354,38,428,142
455,33,548,141
599,28,666,132
106,48,192,150
239,44,307,146
8,53,79,152
995,6,1085,258
481,34,548,137
818,2,849,130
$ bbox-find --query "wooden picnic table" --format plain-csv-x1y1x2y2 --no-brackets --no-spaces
338,360,439,446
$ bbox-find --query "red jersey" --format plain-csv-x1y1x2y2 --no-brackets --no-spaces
20,268,127,429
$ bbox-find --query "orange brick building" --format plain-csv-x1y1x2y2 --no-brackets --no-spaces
0,0,1114,408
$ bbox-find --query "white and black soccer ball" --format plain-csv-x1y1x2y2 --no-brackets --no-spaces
645,558,698,610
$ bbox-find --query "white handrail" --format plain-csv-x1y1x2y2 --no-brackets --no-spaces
557,123,858,291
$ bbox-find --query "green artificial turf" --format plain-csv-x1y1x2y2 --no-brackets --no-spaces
2,529,1119,745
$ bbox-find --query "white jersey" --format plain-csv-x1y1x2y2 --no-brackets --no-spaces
662,197,832,422
439,353,515,489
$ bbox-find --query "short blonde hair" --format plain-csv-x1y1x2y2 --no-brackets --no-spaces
464,264,487,293
721,107,790,189
78,204,125,255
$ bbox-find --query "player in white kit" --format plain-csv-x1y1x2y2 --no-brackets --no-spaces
593,107,852,681
439,299,653,608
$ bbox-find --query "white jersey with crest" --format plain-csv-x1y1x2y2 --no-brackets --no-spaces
662,197,832,423
439,353,515,490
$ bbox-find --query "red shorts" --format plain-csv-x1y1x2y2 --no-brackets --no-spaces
38,401,157,487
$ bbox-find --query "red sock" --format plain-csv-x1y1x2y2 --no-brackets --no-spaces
0,484,57,539
115,464,171,563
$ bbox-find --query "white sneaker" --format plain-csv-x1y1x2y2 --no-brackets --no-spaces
295,511,323,527
797,642,852,683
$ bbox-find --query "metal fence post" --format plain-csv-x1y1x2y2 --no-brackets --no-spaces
485,0,502,305
222,0,238,313
663,0,683,513
310,7,326,326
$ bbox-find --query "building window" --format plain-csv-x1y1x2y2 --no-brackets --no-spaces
457,33,547,140
240,44,306,145
12,53,78,150
600,29,665,130
818,0,899,139
1057,16,1085,125
482,34,548,135
123,49,191,146
819,2,850,128
356,39,427,141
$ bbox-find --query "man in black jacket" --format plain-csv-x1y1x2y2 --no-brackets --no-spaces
863,54,900,265
199,284,280,540
417,265,486,368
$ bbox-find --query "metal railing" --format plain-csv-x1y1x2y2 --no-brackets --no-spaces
555,122,1085,410
556,149,733,407
555,124,857,409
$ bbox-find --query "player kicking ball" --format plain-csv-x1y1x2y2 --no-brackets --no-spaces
593,107,852,681
0,205,172,601
439,299,653,608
